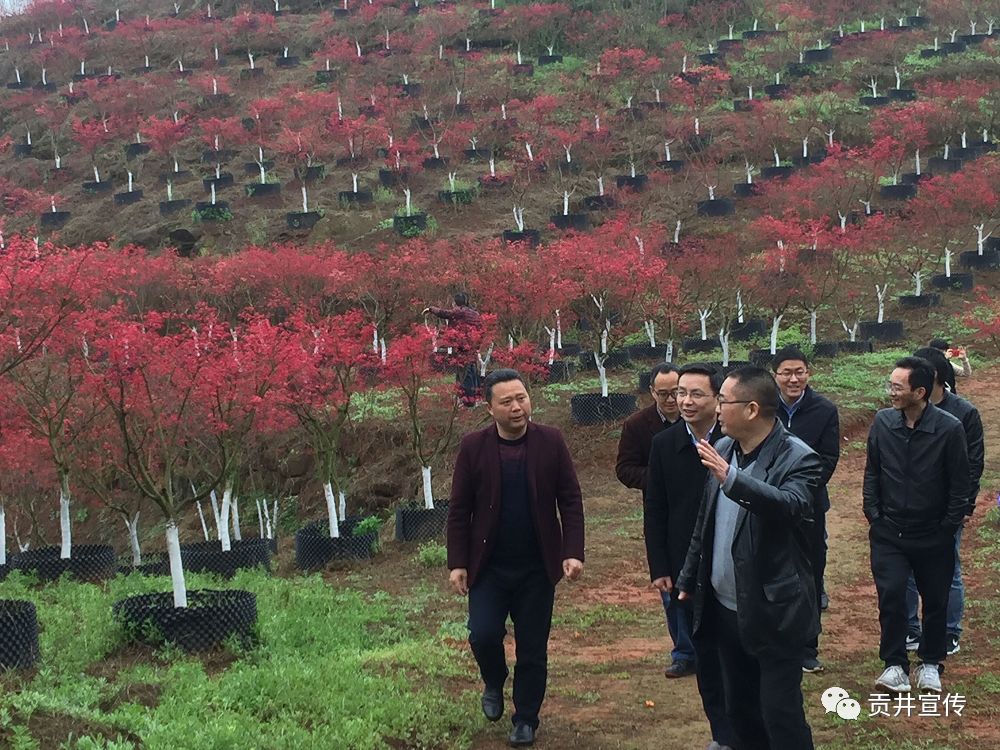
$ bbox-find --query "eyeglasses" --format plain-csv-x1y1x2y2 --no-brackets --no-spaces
775,369,808,379
676,389,715,401
886,383,908,394
717,398,754,407
652,388,678,399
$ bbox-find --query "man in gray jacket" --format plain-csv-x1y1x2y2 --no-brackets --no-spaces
864,356,971,695
677,366,821,750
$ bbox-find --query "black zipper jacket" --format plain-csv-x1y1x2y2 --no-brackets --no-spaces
862,403,971,535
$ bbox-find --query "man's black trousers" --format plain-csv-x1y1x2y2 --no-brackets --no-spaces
468,561,555,729
706,595,814,750
869,520,955,669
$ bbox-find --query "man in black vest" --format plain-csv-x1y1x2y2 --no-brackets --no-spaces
771,347,840,674
646,363,736,750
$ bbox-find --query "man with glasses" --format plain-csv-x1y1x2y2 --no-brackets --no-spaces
616,363,680,501
864,357,970,695
646,364,736,750
771,347,840,674
677,366,821,750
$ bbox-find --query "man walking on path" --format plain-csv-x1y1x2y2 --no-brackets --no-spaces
864,357,970,695
447,369,585,747
904,348,984,658
645,363,736,750
677,366,821,750
771,347,840,674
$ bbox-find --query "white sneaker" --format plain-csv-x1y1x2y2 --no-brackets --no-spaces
875,665,911,692
916,663,942,693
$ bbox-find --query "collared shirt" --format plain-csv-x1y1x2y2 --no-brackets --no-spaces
684,421,716,446
780,391,807,425
656,405,678,424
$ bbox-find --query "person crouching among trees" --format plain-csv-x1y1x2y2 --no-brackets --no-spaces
423,292,483,406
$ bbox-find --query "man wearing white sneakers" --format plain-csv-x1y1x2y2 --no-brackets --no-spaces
863,357,971,695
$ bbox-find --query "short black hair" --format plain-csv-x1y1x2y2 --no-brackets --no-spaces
928,338,950,351
483,368,525,403
894,356,934,401
453,292,469,307
726,365,779,418
677,362,723,394
772,346,809,372
912,347,951,388
649,363,680,383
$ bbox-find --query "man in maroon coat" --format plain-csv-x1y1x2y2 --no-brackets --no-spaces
447,368,585,748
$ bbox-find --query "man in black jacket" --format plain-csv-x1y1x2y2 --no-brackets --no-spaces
677,366,821,750
772,347,840,674
863,356,971,695
904,348,985,657
646,363,735,749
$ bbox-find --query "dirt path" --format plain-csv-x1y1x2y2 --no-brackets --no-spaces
462,368,1000,750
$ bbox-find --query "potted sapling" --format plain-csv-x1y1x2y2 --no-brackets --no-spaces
616,158,648,191
550,187,589,231
539,44,563,65
463,136,491,161
860,76,889,107
583,176,617,211
734,161,761,197
338,173,373,206
438,172,474,205
697,183,734,216
502,205,541,246
195,181,231,221
245,146,281,197
762,146,794,179
160,180,192,216
275,46,299,67
316,58,336,84
901,150,929,184
718,24,742,51
114,171,144,205
393,188,429,235
940,29,968,53
479,153,511,190
931,241,975,291
888,67,917,101
512,44,534,75
764,72,789,99
125,131,151,160
7,67,29,90
734,85,756,112
287,185,322,229
897,245,941,307
803,39,832,63
959,223,1000,270
13,128,33,158
929,142,963,174
240,52,265,79
202,160,234,191
40,195,71,229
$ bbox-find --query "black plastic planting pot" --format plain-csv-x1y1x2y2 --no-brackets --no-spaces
14,544,117,582
393,213,427,235
764,83,789,99
683,337,721,353
114,190,144,206
898,294,940,308
859,320,905,341
82,180,113,194
244,160,275,174
203,173,234,190
438,189,474,205
159,199,192,216
499,229,541,246
733,182,761,197
812,342,840,358
538,54,563,65
717,38,742,51
275,56,300,68
803,48,832,63
570,393,638,426
840,340,875,354
697,198,735,216
550,213,590,231
286,211,321,229
748,349,774,367
730,318,768,340
294,520,378,571
246,182,281,197
888,88,917,102
113,589,257,652
395,503,449,542
180,538,271,579
879,184,917,200
315,70,336,83
931,273,974,291
959,249,1000,269
40,211,71,228
928,157,962,173
616,175,648,191
762,165,794,180
583,195,617,211
546,360,577,383
0,600,40,670
118,553,170,577
125,143,151,159
859,96,890,107
627,344,669,361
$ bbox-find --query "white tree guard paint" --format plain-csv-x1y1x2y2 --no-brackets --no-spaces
422,465,435,509
324,482,341,537
166,521,187,608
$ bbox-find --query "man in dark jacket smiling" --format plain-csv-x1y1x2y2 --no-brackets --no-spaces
447,369,585,748
677,366,821,750
772,347,840,673
863,356,970,695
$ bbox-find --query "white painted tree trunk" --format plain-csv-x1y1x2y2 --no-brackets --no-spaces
59,474,72,559
563,191,570,216
256,500,265,538
324,482,341,537
736,291,745,323
546,327,556,364
945,248,952,276
875,284,888,322
210,489,221,536
720,330,731,366
665,339,674,363
231,496,242,541
770,314,783,354
841,319,859,341
699,309,711,339
913,271,923,296
166,521,187,608
125,513,141,566
421,466,435,510
644,320,656,347
556,311,563,348
0,502,6,566
810,310,818,344
196,501,210,540
219,484,233,551
339,491,347,522
595,352,609,397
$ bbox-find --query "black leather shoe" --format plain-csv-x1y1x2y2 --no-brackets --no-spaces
481,686,503,722
664,660,697,678
509,722,535,747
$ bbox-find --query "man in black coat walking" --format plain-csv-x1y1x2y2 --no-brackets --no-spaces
771,347,840,673
645,363,736,750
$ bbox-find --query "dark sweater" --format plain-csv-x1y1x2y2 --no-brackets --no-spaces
491,435,541,565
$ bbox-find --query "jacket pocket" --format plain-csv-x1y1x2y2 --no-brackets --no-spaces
762,574,802,603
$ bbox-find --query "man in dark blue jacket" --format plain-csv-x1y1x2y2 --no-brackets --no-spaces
772,347,840,673
863,357,970,695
